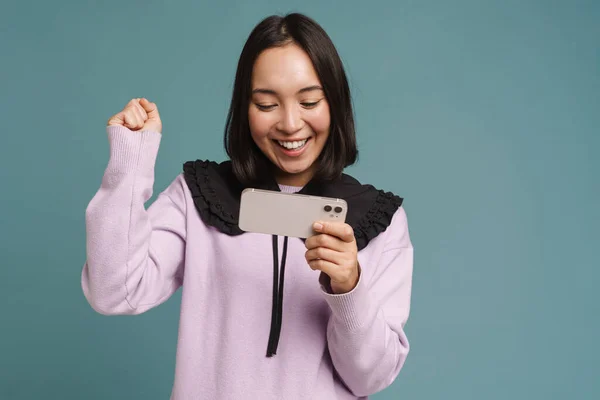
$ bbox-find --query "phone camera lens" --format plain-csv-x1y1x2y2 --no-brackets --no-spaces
334,206,343,213
324,205,332,212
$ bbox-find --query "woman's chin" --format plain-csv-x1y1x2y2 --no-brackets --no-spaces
281,163,312,175
275,161,316,183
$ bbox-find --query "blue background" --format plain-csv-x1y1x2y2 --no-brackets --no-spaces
1,0,598,399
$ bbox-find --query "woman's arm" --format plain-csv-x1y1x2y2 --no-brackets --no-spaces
81,125,187,315
322,208,414,396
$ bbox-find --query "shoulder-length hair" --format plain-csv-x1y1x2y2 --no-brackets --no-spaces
224,13,358,185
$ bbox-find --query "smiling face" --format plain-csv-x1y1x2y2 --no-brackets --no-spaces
248,43,331,187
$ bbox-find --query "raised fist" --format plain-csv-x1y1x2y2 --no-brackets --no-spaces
107,98,162,134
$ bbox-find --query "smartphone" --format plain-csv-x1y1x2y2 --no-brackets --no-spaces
238,188,348,238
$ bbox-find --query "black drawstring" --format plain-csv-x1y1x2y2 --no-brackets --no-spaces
267,235,288,357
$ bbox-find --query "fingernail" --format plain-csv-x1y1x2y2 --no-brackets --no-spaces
313,222,323,231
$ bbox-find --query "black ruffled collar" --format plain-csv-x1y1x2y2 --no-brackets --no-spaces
183,159,405,357
182,160,403,251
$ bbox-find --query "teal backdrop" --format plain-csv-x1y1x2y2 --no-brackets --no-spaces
1,0,598,399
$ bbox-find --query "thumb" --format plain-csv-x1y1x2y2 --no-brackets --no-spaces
140,98,160,120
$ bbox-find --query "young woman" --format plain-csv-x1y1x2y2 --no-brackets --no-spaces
82,13,414,400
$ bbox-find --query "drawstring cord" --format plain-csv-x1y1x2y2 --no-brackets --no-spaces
266,235,288,357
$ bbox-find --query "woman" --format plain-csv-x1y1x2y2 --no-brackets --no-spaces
82,13,413,400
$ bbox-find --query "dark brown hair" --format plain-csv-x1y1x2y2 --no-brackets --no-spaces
224,13,358,184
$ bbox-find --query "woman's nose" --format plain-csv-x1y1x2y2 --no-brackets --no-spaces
276,105,303,135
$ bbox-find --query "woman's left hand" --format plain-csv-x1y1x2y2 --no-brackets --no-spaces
305,221,360,294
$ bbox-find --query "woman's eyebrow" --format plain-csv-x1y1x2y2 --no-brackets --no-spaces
251,85,324,95
297,85,324,94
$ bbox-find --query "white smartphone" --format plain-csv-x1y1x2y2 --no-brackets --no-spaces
238,188,348,238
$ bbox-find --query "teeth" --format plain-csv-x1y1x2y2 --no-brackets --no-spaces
278,139,307,150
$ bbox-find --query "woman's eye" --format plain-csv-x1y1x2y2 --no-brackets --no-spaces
301,100,321,109
256,104,276,111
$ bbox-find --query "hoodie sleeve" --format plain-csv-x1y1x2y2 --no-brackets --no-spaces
81,125,187,315
322,207,414,397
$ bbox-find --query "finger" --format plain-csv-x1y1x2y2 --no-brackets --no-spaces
305,247,342,264
140,98,160,120
126,98,145,121
307,258,338,277
305,233,346,252
123,110,142,130
132,101,148,122
107,112,125,126
130,108,144,127
313,221,355,243
122,112,136,129
126,98,140,108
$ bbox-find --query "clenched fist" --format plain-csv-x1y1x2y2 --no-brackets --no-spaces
107,98,162,134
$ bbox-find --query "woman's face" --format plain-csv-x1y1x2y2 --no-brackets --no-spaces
248,43,331,187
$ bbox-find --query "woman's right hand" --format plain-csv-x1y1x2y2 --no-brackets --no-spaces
107,98,162,134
